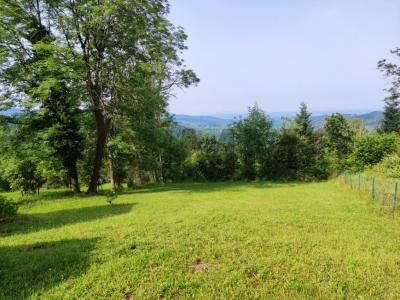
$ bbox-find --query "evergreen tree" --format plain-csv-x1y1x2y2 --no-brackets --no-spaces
294,102,313,138
378,49,400,133
381,94,400,133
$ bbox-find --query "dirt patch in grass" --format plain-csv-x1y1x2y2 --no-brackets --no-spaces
124,291,134,300
246,271,257,278
190,259,212,273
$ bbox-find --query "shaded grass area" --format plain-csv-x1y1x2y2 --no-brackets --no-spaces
1,181,400,299
0,203,135,236
0,238,98,299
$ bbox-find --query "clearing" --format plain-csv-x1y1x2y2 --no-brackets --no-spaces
1,181,400,299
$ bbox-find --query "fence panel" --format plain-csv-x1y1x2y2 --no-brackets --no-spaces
341,173,399,213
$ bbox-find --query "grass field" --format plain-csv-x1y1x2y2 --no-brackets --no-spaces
1,181,400,299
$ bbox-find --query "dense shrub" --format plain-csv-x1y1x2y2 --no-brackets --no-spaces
0,196,18,221
370,154,400,178
268,131,330,181
268,131,307,180
5,160,45,194
346,133,399,171
0,177,10,192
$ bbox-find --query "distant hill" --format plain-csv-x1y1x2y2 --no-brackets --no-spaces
173,115,234,136
173,111,384,137
1,109,384,136
310,111,383,131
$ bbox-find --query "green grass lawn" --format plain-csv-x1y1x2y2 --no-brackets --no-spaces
1,181,400,299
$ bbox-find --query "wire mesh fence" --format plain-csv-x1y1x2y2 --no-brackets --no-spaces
341,173,399,213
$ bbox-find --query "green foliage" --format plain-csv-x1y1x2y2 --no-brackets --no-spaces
105,191,118,205
323,113,354,170
294,102,313,138
348,118,368,137
0,196,18,221
40,82,83,193
265,102,329,181
233,104,276,179
269,131,309,180
0,0,198,194
370,154,400,178
346,133,399,171
378,49,400,133
268,130,330,181
380,95,400,133
5,159,45,194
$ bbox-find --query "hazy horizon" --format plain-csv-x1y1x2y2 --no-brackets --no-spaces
173,108,382,118
168,0,400,115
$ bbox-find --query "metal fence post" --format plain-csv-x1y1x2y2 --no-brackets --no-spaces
358,173,361,191
372,177,375,201
350,174,352,189
393,182,398,212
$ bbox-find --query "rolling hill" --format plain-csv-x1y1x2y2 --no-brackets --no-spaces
173,111,384,137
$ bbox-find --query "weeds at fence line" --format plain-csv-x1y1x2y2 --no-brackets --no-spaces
342,173,400,213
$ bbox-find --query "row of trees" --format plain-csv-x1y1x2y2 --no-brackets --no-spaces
2,97,391,194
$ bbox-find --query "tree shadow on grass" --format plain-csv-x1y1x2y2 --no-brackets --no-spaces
0,238,99,299
0,203,135,236
121,180,303,196
121,181,249,196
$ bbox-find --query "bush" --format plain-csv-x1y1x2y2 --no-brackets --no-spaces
370,154,400,178
267,131,330,181
5,159,45,194
346,133,399,171
105,190,118,205
0,177,10,192
0,196,18,221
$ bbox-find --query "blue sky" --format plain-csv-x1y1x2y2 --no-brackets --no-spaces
168,0,400,115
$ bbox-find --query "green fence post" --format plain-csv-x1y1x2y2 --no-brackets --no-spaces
393,183,398,212
350,174,352,188
358,173,361,191
372,177,375,201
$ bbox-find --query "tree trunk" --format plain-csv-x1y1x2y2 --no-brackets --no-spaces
108,147,116,191
87,110,109,194
158,154,164,183
68,163,81,194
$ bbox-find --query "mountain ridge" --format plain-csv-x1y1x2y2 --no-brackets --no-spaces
174,111,384,136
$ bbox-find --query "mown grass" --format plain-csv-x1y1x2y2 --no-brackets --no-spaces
1,181,400,299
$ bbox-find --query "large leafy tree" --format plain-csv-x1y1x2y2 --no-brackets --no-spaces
0,0,84,193
1,0,198,193
378,49,400,133
53,0,198,193
233,104,276,179
323,113,354,160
